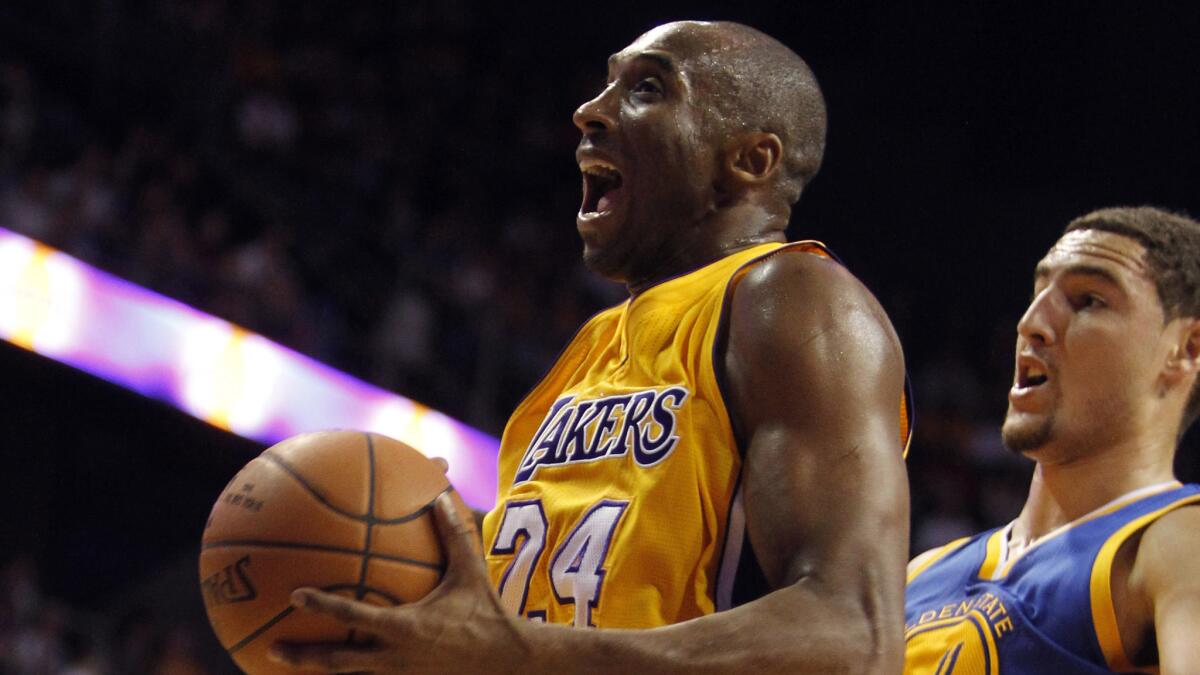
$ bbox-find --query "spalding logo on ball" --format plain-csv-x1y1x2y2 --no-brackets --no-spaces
199,430,470,675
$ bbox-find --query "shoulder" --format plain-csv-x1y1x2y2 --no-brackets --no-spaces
727,245,903,373
1140,499,1200,539
720,243,906,453
733,245,876,308
1112,503,1200,668
1132,503,1200,592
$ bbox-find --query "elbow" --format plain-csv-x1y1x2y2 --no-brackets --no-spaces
806,619,902,667
863,629,904,674
771,583,905,674
829,618,902,675
857,594,905,674
826,581,906,673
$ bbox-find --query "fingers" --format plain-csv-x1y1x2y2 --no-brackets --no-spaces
275,590,398,670
433,491,485,578
289,588,389,631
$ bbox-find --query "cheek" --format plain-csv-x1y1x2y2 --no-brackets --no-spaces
634,134,687,179
1064,331,1155,401
629,119,710,191
647,153,711,218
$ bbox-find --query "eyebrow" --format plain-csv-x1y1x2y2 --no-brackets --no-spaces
608,50,678,76
1033,262,1124,288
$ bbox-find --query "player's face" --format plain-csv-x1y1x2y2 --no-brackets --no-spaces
572,24,722,284
1002,229,1170,459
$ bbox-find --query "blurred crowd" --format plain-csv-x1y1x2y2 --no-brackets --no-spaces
1,555,220,674
1,0,625,435
0,1,1045,672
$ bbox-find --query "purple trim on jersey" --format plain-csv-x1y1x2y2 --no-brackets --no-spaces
490,499,549,617
548,499,629,627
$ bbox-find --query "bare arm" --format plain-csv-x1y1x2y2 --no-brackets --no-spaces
272,253,909,674
525,253,910,673
1133,505,1200,674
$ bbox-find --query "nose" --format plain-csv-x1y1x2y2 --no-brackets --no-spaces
1016,287,1058,346
573,85,617,135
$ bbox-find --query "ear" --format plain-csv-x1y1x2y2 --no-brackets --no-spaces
723,132,784,187
1163,317,1200,387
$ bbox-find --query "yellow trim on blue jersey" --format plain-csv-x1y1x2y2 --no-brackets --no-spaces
907,536,971,585
1089,494,1200,673
989,481,1183,581
977,529,1007,580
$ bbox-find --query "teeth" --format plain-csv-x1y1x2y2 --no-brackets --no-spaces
1027,366,1045,380
580,159,620,177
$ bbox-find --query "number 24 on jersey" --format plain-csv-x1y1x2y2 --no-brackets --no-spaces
489,499,629,627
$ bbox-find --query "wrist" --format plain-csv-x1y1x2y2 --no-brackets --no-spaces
493,609,539,675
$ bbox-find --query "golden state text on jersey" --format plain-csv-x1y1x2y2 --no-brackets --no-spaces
904,482,1200,674
482,241,911,630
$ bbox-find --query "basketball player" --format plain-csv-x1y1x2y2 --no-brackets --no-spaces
905,207,1200,673
273,20,911,673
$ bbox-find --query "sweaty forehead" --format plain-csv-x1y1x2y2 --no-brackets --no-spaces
1039,229,1149,278
611,22,731,71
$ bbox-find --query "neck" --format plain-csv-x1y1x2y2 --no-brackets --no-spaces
1012,438,1177,542
626,203,789,295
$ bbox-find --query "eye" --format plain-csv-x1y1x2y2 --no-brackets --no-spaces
1074,293,1106,311
631,78,664,98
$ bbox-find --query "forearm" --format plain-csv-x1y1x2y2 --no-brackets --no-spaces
515,579,903,675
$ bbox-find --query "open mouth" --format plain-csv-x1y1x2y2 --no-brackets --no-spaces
1016,363,1048,390
580,161,623,216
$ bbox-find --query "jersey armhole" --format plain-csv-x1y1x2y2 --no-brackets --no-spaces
709,240,835,457
706,241,833,611
1090,494,1200,672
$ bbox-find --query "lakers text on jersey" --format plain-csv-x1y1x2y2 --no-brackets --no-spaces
483,242,833,628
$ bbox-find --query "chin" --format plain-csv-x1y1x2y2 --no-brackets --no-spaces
580,245,628,283
1001,416,1054,455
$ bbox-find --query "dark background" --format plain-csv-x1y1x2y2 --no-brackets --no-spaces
1,1,1198,672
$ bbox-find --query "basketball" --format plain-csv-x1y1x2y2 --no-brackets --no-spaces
198,430,466,674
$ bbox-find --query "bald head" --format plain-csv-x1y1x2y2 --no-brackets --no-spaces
627,21,827,205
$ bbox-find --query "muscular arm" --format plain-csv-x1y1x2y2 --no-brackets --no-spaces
273,253,910,674
517,254,910,673
1130,505,1200,673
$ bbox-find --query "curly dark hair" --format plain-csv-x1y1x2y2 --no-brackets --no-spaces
1065,206,1200,433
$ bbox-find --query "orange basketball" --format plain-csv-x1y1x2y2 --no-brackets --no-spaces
199,430,467,674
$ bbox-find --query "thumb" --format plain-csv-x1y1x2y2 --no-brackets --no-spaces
432,490,485,580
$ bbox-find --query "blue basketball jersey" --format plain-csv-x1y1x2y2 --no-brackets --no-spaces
904,481,1200,674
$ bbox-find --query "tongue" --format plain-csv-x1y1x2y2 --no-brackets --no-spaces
597,186,623,213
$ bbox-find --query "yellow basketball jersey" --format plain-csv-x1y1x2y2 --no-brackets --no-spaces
482,241,907,628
